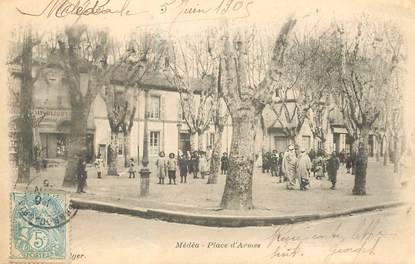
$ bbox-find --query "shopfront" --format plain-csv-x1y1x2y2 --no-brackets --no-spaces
36,108,95,162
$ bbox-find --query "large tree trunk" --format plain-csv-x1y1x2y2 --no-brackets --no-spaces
393,135,400,173
220,109,256,210
123,130,131,168
198,131,204,151
16,29,34,184
63,106,88,187
190,132,198,152
207,129,223,184
107,131,119,175
352,127,369,195
351,139,359,175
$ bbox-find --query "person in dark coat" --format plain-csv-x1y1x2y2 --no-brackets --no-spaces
179,153,189,183
345,153,352,173
270,150,279,177
327,151,340,190
76,158,87,193
262,152,271,173
339,149,346,165
190,151,199,179
220,152,229,175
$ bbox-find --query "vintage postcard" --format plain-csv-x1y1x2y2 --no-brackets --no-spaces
0,0,414,263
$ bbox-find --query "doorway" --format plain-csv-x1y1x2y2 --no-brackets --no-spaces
179,133,191,154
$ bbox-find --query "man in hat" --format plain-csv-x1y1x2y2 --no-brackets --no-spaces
327,151,340,189
297,147,312,190
282,145,297,190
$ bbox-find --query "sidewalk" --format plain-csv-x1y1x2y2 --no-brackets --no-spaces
12,160,412,226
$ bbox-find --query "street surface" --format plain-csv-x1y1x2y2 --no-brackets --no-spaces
13,159,411,216
70,206,415,264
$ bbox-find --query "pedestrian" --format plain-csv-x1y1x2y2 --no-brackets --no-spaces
206,146,213,173
327,151,340,190
308,148,316,161
221,152,229,175
339,149,346,165
76,158,87,193
278,152,284,182
345,153,352,174
179,153,189,183
198,151,209,179
297,148,312,190
313,155,324,180
270,150,279,177
167,153,177,184
282,145,298,190
128,158,136,178
156,151,167,184
190,151,199,179
262,152,271,173
94,154,102,179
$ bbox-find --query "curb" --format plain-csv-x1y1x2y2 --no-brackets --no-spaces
70,198,408,227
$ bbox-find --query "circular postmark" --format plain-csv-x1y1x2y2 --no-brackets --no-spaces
18,173,78,229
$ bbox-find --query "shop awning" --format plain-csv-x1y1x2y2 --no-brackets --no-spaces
332,127,348,134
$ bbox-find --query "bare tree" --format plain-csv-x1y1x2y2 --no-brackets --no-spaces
333,20,403,195
42,26,115,187
268,26,333,148
218,18,297,209
207,89,230,184
8,26,45,183
167,35,217,152
100,32,167,175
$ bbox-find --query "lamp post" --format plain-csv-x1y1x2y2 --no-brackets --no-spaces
139,88,150,197
177,122,182,155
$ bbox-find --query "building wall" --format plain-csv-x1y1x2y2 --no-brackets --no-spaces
295,119,314,151
325,127,334,154
92,88,233,166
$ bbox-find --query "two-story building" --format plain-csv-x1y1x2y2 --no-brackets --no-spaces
8,61,233,167
94,71,233,166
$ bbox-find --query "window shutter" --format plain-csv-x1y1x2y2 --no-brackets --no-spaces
160,96,166,120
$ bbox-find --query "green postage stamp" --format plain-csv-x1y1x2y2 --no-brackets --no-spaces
10,191,70,263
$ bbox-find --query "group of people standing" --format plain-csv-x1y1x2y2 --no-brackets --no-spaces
262,150,284,181
263,145,349,191
83,143,352,193
77,148,230,192
155,147,230,185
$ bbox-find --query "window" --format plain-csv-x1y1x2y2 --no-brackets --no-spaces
56,134,67,158
57,96,63,107
149,96,160,119
209,133,215,147
150,131,160,155
315,111,322,127
318,141,323,150
117,133,124,156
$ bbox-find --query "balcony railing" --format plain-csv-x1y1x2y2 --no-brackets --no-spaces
9,107,71,121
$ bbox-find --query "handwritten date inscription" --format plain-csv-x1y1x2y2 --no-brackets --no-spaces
160,0,253,21
16,0,254,21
